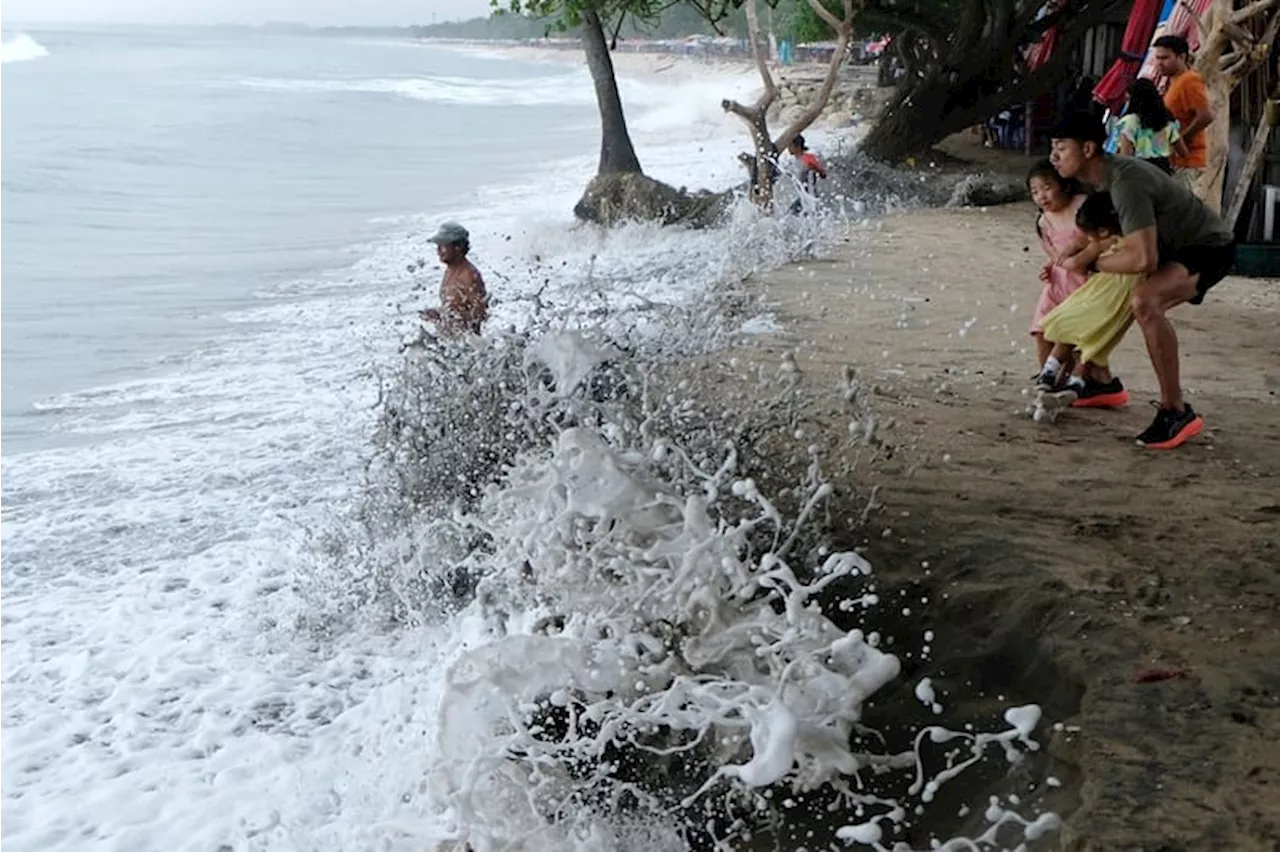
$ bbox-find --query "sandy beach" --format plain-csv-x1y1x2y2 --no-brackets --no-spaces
736,200,1279,849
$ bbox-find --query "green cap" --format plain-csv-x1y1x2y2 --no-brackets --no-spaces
429,221,469,245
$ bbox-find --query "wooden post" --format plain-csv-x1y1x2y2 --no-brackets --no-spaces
1195,0,1235,214
1223,86,1280,230
1025,101,1034,156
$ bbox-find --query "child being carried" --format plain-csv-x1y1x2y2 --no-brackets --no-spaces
1034,192,1143,416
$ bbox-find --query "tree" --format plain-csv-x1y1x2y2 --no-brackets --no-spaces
497,0,667,175
721,0,856,206
855,0,1125,162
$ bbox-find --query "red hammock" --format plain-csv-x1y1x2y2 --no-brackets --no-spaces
1092,0,1167,112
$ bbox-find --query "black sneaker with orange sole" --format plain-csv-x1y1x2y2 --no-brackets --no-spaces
1135,404,1204,450
1072,376,1129,408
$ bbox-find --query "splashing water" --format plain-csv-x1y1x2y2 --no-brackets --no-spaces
313,200,1063,850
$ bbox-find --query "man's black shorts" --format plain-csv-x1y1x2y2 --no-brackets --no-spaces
1162,242,1238,305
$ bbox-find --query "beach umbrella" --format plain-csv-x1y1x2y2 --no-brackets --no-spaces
1138,0,1215,81
1092,0,1167,112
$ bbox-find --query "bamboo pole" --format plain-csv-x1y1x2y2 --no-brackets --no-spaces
1223,86,1280,230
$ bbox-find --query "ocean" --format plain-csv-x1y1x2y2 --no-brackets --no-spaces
1,27,1055,852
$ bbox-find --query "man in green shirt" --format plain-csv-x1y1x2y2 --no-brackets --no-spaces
1049,112,1236,450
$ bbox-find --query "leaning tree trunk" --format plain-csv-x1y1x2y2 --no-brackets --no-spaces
858,0,1123,163
581,7,642,175
858,75,959,160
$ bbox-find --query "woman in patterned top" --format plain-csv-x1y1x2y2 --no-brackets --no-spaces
1114,78,1189,174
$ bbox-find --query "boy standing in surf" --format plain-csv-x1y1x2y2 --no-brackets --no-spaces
421,221,489,337
786,134,826,214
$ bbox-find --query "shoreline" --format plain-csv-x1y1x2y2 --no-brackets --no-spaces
731,204,1280,848
431,37,881,140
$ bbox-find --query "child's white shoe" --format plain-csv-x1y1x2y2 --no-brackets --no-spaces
1037,387,1079,411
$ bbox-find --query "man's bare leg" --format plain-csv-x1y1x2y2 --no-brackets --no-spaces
1130,262,1199,410
1082,362,1112,383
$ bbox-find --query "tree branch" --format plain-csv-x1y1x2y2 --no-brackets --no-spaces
803,0,847,33
722,98,765,120
774,21,852,150
743,0,778,108
609,10,626,50
1231,0,1277,23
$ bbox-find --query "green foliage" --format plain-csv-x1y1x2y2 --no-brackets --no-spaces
409,15,561,40
412,4,736,41
786,0,899,44
788,0,837,42
492,0,682,31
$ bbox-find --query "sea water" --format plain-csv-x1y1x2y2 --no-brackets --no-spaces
2,28,1056,851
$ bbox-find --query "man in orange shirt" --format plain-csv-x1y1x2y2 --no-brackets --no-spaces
1153,35,1214,193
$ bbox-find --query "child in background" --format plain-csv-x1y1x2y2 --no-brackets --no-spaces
1035,192,1142,407
1114,78,1188,174
1027,160,1089,366
787,134,826,213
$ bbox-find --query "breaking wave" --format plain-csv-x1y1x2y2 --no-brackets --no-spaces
1,33,49,64
237,68,757,135
240,73,600,107
298,201,1065,850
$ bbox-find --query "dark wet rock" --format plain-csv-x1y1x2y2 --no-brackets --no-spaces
946,172,1026,208
573,171,732,229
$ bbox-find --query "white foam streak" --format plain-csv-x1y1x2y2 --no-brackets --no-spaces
240,73,598,107
238,65,758,139
1,33,49,63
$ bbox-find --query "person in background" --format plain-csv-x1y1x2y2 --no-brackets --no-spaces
1114,78,1189,174
786,134,826,214
1152,34,1214,192
421,221,488,337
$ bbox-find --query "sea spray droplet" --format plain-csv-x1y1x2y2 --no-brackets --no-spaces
835,821,882,844
1004,704,1042,738
1025,812,1064,840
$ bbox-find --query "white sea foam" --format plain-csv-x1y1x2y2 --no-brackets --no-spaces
237,66,759,140
1,33,49,64
240,73,600,107
2,48,1060,852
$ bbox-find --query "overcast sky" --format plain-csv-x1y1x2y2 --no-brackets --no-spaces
5,0,494,26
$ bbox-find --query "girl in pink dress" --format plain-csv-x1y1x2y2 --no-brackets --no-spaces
1027,161,1089,366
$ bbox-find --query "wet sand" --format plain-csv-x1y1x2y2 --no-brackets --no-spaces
743,203,1280,849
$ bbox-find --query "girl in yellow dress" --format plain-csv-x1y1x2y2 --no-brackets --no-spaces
1035,192,1144,410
